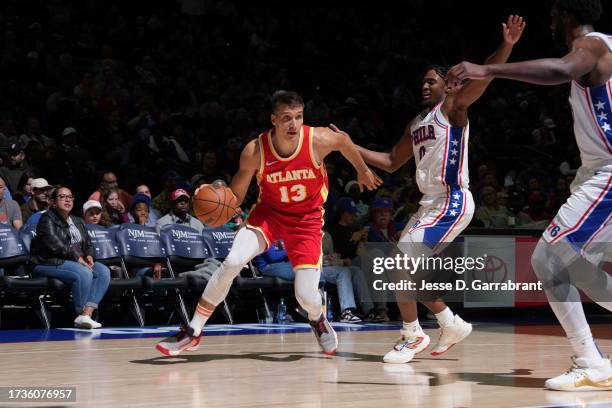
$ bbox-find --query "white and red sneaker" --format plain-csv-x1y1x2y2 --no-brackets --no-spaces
156,326,202,357
310,314,338,355
430,315,472,356
383,331,431,364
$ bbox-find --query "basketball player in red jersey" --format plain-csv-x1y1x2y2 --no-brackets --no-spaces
157,90,381,356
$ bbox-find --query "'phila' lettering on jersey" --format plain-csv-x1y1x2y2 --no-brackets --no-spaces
255,125,329,215
409,102,470,196
412,124,436,146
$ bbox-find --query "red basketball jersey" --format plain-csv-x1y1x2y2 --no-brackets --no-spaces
255,125,328,216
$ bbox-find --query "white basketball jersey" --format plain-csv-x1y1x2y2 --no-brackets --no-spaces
568,32,612,169
409,102,470,195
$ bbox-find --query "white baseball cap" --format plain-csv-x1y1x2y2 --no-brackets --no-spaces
83,200,102,213
31,178,51,189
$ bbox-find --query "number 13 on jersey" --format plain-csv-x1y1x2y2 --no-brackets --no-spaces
280,184,307,203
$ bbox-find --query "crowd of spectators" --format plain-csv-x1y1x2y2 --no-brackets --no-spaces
0,0,607,325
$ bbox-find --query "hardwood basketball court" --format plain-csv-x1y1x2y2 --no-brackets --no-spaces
1,322,611,407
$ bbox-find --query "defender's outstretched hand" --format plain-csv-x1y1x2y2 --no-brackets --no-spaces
329,123,383,191
503,15,525,45
447,15,526,88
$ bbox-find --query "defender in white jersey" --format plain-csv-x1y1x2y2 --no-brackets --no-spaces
343,15,525,364
449,0,611,392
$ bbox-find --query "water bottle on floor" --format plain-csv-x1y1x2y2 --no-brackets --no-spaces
276,298,287,324
326,294,334,322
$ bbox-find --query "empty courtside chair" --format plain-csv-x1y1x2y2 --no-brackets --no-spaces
86,224,145,326
115,224,189,325
160,224,212,270
0,224,51,328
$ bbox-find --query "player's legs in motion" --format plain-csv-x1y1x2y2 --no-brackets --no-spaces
156,227,267,356
294,267,338,355
532,239,612,391
383,229,471,364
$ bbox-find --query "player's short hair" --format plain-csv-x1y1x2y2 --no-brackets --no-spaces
553,0,602,24
270,90,304,112
423,65,451,80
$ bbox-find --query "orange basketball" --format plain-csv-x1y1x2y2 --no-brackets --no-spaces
193,184,239,227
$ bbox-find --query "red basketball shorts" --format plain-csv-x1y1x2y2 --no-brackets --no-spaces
246,203,324,270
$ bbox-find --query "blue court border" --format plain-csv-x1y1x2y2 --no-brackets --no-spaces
0,322,406,344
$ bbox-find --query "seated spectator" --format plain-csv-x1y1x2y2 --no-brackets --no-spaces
82,200,103,225
0,143,31,195
328,197,367,264
190,149,230,188
18,117,54,149
89,171,133,208
152,170,180,215
100,187,125,227
127,185,160,227
367,197,401,243
344,180,369,222
321,231,387,322
30,186,111,329
13,171,34,204
21,178,52,222
0,176,23,230
518,191,553,228
253,240,362,323
130,193,163,278
156,188,205,233
474,186,514,228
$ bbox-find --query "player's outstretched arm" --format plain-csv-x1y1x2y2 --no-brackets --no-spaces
337,124,413,173
447,36,606,87
449,15,526,111
315,125,382,191
229,139,259,205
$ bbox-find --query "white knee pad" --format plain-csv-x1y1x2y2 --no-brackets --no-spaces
202,227,267,306
294,268,322,321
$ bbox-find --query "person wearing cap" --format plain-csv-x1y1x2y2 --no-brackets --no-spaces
155,188,204,233
88,171,132,209
0,142,31,195
58,126,93,174
344,180,369,221
327,197,367,263
20,178,52,223
367,197,400,243
82,200,103,225
127,188,159,227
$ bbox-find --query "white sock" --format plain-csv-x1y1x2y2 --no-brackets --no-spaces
435,307,454,327
402,319,423,335
189,303,215,337
549,302,604,363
